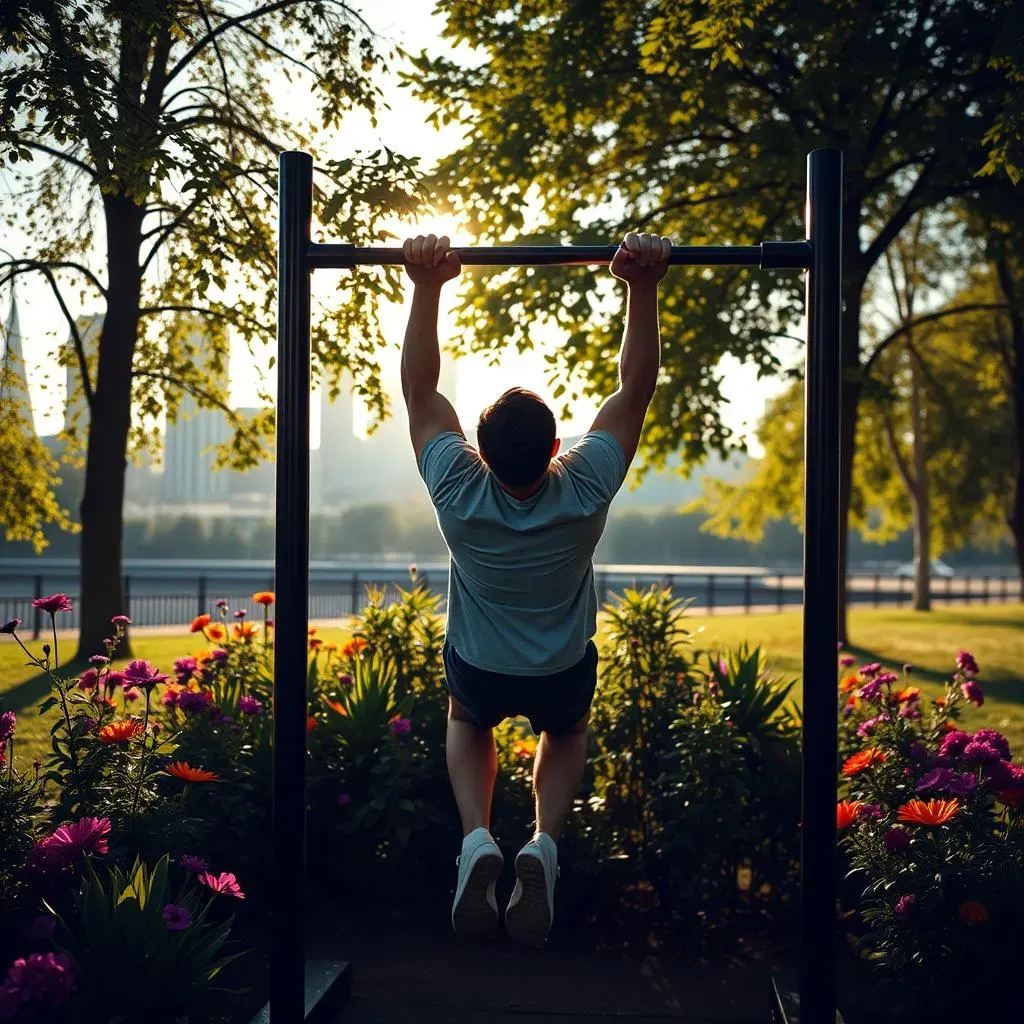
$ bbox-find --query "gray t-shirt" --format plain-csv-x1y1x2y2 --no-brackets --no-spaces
418,430,627,675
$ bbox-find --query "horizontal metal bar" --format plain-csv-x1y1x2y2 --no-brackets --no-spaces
307,241,811,270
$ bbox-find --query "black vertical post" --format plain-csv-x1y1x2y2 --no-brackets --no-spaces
272,150,313,1022
33,574,43,640
707,574,715,614
800,148,842,1024
744,574,752,614
123,575,131,621
197,576,207,618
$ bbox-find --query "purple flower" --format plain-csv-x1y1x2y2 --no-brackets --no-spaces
858,678,884,702
177,690,214,714
839,655,856,668
973,729,1011,761
337,792,352,807
22,915,56,942
179,854,208,874
106,671,125,689
859,662,882,678
216,599,229,611
388,716,412,736
211,648,229,663
0,711,15,744
123,687,141,703
111,614,131,626
338,672,353,688
88,655,109,666
947,772,978,798
162,688,180,708
31,594,72,616
857,715,883,739
0,618,20,634
883,827,910,853
961,680,984,706
238,695,263,716
956,650,979,676
938,730,972,760
857,804,883,821
876,672,899,687
77,668,99,691
0,952,75,1011
898,703,921,720
894,894,916,922
907,742,928,762
162,904,192,931
233,609,247,619
123,659,170,691
174,656,199,682
983,760,1014,789
917,767,956,792
963,740,1001,765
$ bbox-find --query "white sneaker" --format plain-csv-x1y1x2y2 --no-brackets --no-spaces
451,827,504,938
505,832,558,947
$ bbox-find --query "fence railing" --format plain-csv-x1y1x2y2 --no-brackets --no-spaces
1,568,1019,640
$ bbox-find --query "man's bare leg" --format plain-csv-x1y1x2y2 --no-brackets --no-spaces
446,696,498,835
533,713,589,840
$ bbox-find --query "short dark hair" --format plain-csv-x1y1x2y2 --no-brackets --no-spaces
477,388,556,488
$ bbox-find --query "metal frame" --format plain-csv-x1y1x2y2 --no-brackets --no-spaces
263,147,843,1022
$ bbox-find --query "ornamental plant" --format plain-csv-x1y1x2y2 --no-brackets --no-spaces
837,651,1024,1018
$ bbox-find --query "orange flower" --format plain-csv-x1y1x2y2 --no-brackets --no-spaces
836,800,864,830
342,637,368,658
959,899,989,925
309,637,323,650
98,719,144,744
935,695,948,708
512,737,538,760
897,798,960,826
893,686,921,703
233,621,258,641
306,716,317,732
308,627,318,637
940,719,958,732
839,674,860,693
845,695,861,710
842,749,887,776
164,761,219,783
252,591,275,606
207,623,226,643
325,699,347,716
190,614,211,633
324,643,338,653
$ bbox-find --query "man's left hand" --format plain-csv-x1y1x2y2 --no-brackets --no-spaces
403,233,461,287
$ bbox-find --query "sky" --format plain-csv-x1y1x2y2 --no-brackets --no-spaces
1,0,791,452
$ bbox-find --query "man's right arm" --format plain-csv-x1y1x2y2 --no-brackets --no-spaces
590,232,671,466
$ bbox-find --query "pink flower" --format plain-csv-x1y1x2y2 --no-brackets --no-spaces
0,618,20,634
898,703,921,720
77,668,99,691
123,659,170,690
161,688,181,707
961,680,984,706
956,650,979,676
876,672,899,686
894,894,916,922
162,904,192,931
216,599,229,611
174,656,199,681
973,728,1011,760
963,740,1001,765
31,593,72,615
111,614,131,626
44,817,111,858
211,648,229,663
179,854,208,874
859,662,882,678
177,689,214,713
839,655,856,667
198,871,245,899
388,716,412,736
88,654,109,666
123,687,141,703
238,695,263,715
858,678,884,701
233,609,247,619
0,711,15,744
0,952,75,1010
938,730,972,760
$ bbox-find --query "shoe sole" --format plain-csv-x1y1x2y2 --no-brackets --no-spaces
451,850,503,938
505,851,552,948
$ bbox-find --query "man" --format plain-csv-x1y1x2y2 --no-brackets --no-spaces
401,230,671,946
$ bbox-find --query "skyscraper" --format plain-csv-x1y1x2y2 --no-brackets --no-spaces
1,286,33,426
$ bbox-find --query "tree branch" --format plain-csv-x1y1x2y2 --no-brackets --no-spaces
882,400,916,494
130,369,238,419
138,304,273,338
15,139,97,179
862,158,938,269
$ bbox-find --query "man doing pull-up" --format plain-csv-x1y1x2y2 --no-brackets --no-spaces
401,231,671,947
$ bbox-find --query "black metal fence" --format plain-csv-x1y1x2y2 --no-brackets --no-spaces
1,568,1018,640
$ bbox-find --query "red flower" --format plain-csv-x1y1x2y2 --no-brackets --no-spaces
841,749,887,776
190,614,211,633
32,594,72,615
198,871,244,899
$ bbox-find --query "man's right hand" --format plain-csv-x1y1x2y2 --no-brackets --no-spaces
609,231,672,287
403,233,461,288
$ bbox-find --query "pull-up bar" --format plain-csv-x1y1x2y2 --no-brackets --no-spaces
264,148,843,1024
307,241,812,269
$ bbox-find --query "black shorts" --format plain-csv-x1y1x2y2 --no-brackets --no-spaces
442,640,599,737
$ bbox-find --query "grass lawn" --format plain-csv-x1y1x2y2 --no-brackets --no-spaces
2,606,1023,763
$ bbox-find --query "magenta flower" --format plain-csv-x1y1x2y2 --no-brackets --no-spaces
123,659,170,691
32,593,72,615
174,656,199,682
162,904,193,931
111,614,132,626
899,704,921,720
983,759,1014,789
0,618,20,634
856,715,884,739
947,772,978,798
859,662,882,678
917,767,956,792
177,690,214,714
963,740,1002,765
233,609,247,619
875,672,899,687
0,952,75,1010
44,817,111,858
938,730,972,760
0,711,15,744
974,728,1011,760
77,668,99,691
883,827,910,853
894,894,916,922
388,716,412,736
198,871,245,899
211,648,229,663
238,695,263,715
956,650,979,676
88,654,109,666
839,655,856,668
858,678,884,702
961,680,984,706
123,687,141,703
337,792,352,807
179,854,209,874
216,599,229,611
161,688,180,708
857,804,883,821
106,670,126,689
23,915,56,942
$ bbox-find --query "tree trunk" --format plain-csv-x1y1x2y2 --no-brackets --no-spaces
909,349,931,611
77,195,145,657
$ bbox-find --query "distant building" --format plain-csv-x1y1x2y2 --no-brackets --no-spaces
64,314,103,437
1,286,33,423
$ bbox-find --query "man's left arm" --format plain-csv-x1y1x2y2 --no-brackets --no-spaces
400,233,463,462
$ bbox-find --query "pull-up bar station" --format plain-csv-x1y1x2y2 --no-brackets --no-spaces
261,148,843,1024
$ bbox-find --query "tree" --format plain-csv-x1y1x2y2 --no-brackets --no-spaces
0,0,423,653
410,0,1021,640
